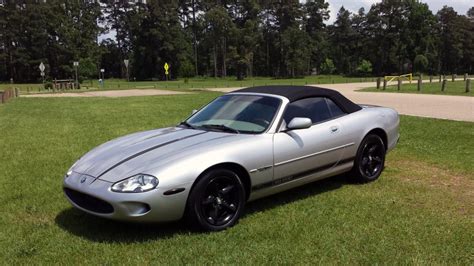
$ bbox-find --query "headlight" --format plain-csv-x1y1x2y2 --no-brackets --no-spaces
65,159,81,178
111,174,158,193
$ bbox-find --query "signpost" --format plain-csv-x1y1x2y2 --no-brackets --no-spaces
164,62,169,81
100,68,105,89
73,61,79,89
124,59,129,82
39,62,45,83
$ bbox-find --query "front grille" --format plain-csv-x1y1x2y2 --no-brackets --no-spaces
64,188,114,214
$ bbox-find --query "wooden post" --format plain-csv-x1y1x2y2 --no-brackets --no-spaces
452,74,456,82
442,79,447,92
397,78,401,91
464,73,468,81
439,75,442,83
15,88,19,97
417,78,422,91
376,77,381,89
429,75,433,83
383,79,387,90
466,79,471,93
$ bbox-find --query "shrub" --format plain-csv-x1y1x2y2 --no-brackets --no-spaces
356,59,373,75
44,82,53,90
414,54,429,74
320,58,336,74
179,60,195,83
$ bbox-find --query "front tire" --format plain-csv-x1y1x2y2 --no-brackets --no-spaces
351,134,386,183
186,169,246,231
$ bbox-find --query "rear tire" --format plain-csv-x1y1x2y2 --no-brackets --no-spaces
351,134,386,183
186,169,245,231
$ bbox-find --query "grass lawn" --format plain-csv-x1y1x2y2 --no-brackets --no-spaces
0,75,376,94
361,80,473,96
0,94,472,264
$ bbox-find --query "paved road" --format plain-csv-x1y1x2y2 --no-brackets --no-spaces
21,82,473,122
208,82,474,122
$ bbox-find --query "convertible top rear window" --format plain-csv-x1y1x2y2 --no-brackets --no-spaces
235,85,362,113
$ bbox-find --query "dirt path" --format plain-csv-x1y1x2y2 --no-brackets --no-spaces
20,82,473,122
208,82,474,122
21,89,190,98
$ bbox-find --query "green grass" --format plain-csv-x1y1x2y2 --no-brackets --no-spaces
361,80,473,96
0,95,472,264
1,75,376,93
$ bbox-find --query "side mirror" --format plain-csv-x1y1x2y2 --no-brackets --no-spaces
191,109,198,115
287,117,312,130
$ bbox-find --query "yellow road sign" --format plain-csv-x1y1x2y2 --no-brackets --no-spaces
164,62,169,75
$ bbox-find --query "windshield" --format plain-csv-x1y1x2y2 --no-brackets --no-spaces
186,94,281,134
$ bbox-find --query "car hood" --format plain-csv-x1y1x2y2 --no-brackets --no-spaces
72,127,239,182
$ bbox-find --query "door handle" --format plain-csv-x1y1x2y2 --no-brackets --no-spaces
330,126,339,133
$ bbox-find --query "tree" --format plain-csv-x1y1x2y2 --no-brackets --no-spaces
413,54,428,74
437,6,464,73
356,59,373,75
179,59,195,83
303,0,330,74
320,58,335,74
328,7,355,74
79,58,98,81
130,1,192,80
203,5,234,77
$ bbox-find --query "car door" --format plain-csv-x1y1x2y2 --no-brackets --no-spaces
272,97,348,183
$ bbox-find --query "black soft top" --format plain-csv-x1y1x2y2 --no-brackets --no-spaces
234,85,362,113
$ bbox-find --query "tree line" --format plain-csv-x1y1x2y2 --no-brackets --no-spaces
0,0,473,83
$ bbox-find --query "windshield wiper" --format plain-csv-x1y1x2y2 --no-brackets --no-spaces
178,121,196,129
201,124,240,134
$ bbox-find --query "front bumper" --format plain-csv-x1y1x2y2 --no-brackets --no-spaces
63,172,191,222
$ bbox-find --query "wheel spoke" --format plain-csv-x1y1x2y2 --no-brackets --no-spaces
367,163,374,175
210,206,219,220
373,156,382,163
206,216,215,225
368,145,377,155
221,201,236,213
202,195,215,205
219,185,234,195
362,157,369,165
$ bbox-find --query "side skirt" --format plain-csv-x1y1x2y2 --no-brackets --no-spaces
248,157,354,201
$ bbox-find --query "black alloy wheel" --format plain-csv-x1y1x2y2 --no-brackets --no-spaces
351,134,386,182
186,169,245,231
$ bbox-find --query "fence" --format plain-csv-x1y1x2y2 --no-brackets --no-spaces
378,73,471,93
0,88,19,104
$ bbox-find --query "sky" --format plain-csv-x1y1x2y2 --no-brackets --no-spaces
324,0,472,23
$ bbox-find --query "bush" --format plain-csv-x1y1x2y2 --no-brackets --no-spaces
79,58,98,81
320,58,336,74
179,60,195,83
414,54,429,74
356,59,373,76
44,82,53,90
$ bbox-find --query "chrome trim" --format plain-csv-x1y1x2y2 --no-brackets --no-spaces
249,165,273,173
274,142,355,167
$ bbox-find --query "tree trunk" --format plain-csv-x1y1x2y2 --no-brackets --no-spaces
192,0,198,76
222,37,227,78
213,44,217,78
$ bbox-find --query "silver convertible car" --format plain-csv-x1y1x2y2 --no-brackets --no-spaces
63,86,399,231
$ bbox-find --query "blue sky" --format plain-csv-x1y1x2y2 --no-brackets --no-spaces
324,0,472,23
